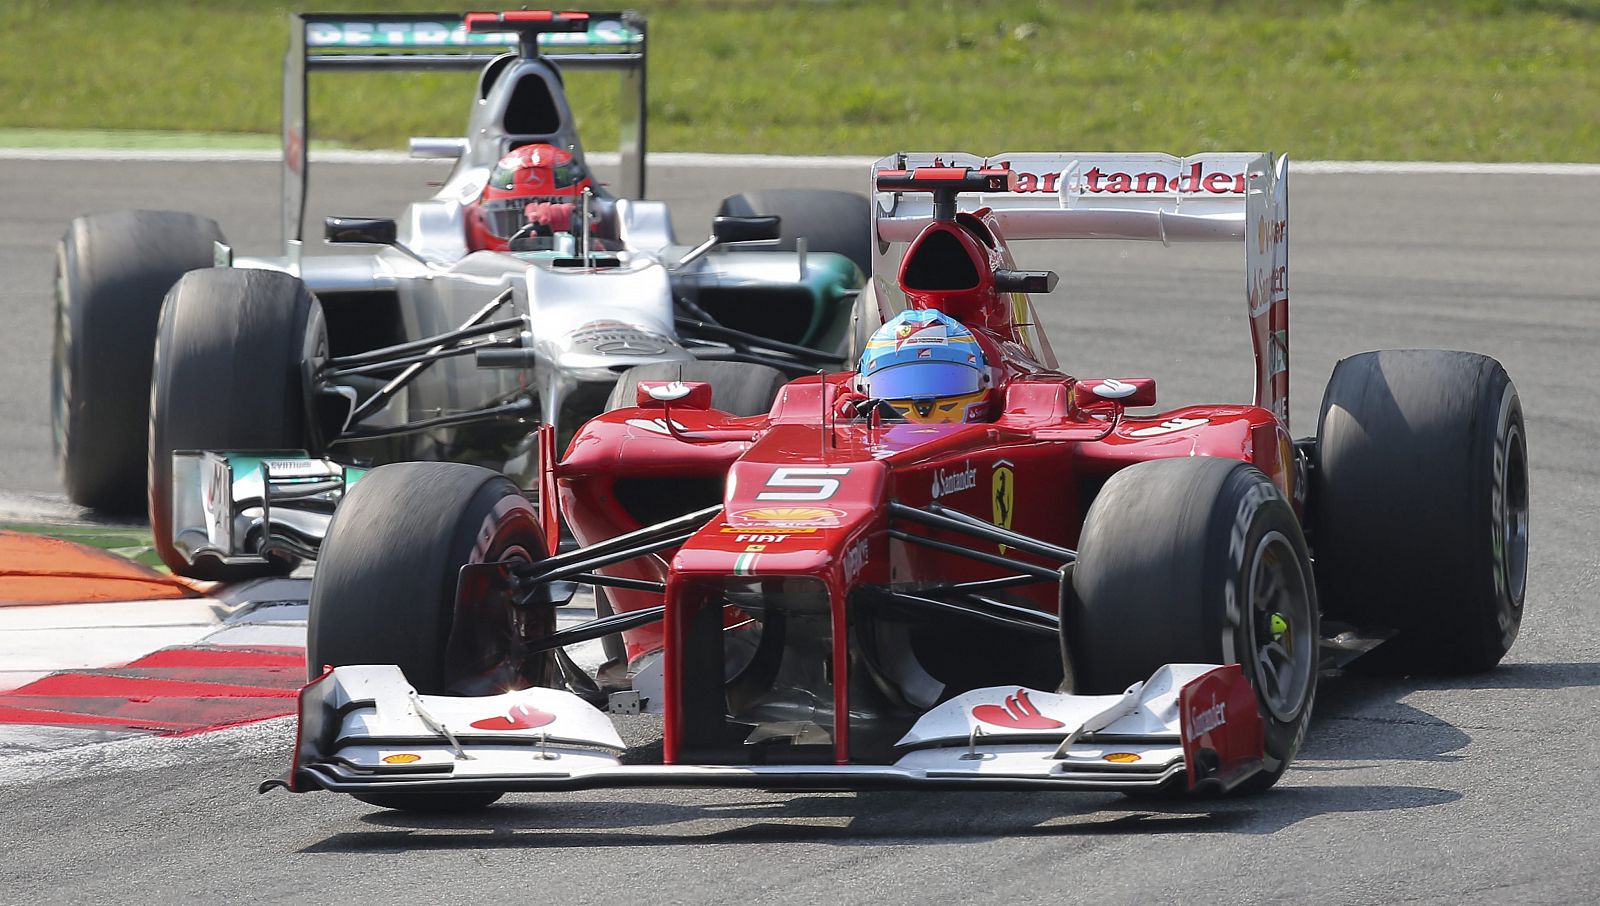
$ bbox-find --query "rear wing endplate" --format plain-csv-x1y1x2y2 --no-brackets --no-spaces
282,10,647,249
872,152,1290,422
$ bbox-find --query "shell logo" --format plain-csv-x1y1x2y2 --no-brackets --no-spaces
382,753,422,764
730,506,846,527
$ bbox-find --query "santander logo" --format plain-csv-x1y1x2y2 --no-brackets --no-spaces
981,161,1247,195
971,689,1065,730
470,703,556,731
1186,698,1227,741
1079,164,1245,195
930,463,978,499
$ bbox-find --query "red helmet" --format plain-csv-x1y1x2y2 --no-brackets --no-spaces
466,143,594,252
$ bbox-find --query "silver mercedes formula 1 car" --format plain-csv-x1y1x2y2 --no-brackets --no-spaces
49,10,868,581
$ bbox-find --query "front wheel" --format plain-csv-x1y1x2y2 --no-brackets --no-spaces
148,268,323,580
1067,457,1319,794
308,461,555,813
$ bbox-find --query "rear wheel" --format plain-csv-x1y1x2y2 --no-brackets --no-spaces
308,461,553,812
1067,457,1318,794
53,210,225,513
148,268,323,580
846,282,888,365
716,189,872,276
1313,349,1528,672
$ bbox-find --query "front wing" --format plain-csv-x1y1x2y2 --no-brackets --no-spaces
266,663,1266,796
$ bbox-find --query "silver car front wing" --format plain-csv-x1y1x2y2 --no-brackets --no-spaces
169,451,365,569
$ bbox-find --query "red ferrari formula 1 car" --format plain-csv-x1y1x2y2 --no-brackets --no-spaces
267,151,1528,811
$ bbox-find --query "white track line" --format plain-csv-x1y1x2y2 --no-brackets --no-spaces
1291,160,1600,175
0,146,1595,175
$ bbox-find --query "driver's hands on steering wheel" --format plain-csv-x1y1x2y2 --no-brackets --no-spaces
834,391,898,420
523,201,577,233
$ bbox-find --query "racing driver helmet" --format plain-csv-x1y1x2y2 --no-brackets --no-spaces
466,143,594,252
856,309,993,423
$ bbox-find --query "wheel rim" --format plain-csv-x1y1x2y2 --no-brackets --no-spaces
444,541,537,695
1500,423,1529,607
1246,530,1315,723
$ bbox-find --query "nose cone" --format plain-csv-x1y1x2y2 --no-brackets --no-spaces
672,436,886,579
724,455,886,541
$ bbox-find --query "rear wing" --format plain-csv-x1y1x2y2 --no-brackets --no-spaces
282,10,647,249
871,152,1291,423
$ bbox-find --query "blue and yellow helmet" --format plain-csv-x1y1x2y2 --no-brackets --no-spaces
857,310,991,423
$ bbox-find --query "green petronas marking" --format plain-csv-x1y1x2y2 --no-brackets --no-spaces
304,19,642,50
1270,612,1288,642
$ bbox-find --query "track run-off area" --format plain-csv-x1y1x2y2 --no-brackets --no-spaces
0,154,1597,904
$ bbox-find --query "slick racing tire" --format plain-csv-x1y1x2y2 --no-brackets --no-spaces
307,461,552,693
845,281,889,366
1067,457,1319,795
148,268,323,581
604,361,789,418
308,462,554,812
1313,349,1528,673
716,189,872,276
53,210,225,513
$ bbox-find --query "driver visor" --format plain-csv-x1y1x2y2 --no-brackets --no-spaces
479,197,527,239
867,361,983,400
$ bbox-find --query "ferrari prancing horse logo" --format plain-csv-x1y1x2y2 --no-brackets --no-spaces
991,463,1014,552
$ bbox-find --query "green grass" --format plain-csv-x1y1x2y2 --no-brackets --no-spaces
4,523,164,570
0,128,348,150
2,0,1596,160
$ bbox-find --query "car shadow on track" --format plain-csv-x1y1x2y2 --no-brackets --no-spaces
1298,660,1600,766
299,661,1598,852
298,783,1458,853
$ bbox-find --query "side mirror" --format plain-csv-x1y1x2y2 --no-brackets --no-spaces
1073,377,1157,409
637,380,713,409
647,381,693,403
993,269,1059,294
677,215,783,268
325,217,398,246
711,215,781,246
408,137,469,160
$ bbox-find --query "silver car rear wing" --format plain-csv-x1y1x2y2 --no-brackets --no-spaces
282,10,648,249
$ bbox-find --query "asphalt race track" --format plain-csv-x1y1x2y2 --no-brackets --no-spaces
2,157,1598,904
